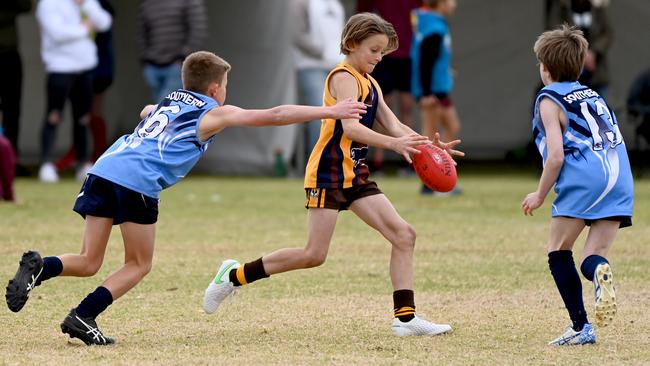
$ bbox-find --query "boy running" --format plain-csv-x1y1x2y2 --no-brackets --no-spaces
5,50,366,345
522,25,633,345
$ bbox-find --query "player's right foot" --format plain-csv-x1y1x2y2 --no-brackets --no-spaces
593,263,616,327
5,251,44,312
203,259,240,314
391,315,452,336
61,308,115,346
548,323,596,345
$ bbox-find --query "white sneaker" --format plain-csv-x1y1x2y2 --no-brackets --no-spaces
38,162,59,183
203,259,240,314
548,323,596,345
593,263,616,327
75,162,93,182
391,315,452,336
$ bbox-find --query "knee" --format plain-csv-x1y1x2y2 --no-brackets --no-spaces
302,249,327,268
132,259,153,279
80,257,103,277
79,113,91,126
47,110,62,125
392,224,416,251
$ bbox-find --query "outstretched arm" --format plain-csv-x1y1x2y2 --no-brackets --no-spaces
197,98,366,141
522,98,564,216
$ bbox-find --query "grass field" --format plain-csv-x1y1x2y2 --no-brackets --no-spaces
1,173,649,365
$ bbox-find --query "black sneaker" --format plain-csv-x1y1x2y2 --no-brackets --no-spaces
61,309,115,346
5,251,43,312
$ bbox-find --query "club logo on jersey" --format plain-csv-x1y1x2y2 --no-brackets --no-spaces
310,189,320,198
351,147,368,167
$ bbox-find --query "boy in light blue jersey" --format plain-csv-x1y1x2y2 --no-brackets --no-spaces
4,51,366,346
522,25,633,346
410,0,462,195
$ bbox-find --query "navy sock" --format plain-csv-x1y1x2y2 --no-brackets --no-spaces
580,255,609,281
40,256,63,283
76,286,113,319
548,250,588,332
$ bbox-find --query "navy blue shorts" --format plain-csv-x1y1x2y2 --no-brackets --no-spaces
561,215,632,229
73,174,159,225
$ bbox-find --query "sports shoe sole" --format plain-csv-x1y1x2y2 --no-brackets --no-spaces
60,313,114,346
61,322,95,346
594,263,616,327
5,251,43,312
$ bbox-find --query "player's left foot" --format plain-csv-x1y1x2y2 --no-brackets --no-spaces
391,315,452,336
61,308,115,346
5,251,43,312
548,323,596,345
593,263,616,327
203,259,240,314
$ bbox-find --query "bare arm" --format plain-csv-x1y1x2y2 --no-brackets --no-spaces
139,104,156,119
197,99,367,142
331,72,428,163
522,98,565,215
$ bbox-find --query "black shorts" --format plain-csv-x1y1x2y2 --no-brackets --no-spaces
73,174,159,225
561,215,632,229
371,57,411,94
305,182,382,211
418,93,453,107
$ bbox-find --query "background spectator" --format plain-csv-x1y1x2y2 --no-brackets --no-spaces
137,0,207,103
0,132,16,201
546,0,612,97
411,0,461,194
36,0,112,183
291,0,345,163
357,0,421,174
56,0,115,171
0,0,31,176
627,67,650,149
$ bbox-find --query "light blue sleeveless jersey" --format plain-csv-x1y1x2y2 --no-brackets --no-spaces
90,89,218,198
533,81,634,219
410,8,452,97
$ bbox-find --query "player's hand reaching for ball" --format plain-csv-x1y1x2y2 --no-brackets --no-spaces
522,191,544,216
391,133,431,164
432,132,464,165
330,98,367,120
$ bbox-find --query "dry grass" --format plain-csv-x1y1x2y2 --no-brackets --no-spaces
1,173,649,365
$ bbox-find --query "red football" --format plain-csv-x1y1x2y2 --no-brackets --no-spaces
412,144,457,192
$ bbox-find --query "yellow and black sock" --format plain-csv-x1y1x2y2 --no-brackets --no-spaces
393,289,416,322
229,257,269,287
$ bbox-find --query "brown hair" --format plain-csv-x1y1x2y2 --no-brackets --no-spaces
533,24,589,82
181,51,231,93
340,13,398,55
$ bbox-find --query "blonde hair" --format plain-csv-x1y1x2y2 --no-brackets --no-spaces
340,13,398,55
534,24,589,82
181,51,231,94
